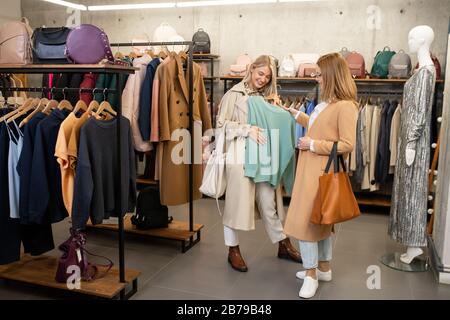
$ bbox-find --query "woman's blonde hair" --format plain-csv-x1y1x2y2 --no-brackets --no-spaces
317,53,357,105
243,55,278,96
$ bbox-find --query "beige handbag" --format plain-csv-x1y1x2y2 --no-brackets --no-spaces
0,17,33,64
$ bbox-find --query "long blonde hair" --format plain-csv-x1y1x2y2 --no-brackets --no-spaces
242,55,278,96
317,53,357,105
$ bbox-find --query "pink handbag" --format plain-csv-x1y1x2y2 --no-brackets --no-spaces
0,18,33,64
297,63,319,77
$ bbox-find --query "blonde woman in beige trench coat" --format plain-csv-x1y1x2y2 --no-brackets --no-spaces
283,53,358,299
215,55,301,272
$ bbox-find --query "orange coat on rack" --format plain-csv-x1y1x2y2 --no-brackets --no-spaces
158,53,212,206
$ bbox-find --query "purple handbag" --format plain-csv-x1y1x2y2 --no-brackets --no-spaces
55,228,113,283
65,24,114,64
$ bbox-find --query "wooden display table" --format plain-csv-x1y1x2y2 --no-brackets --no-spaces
87,214,204,253
0,255,140,299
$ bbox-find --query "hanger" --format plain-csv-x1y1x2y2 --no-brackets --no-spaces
114,44,124,60
42,88,59,114
6,97,39,123
0,97,34,122
19,98,49,128
72,88,87,114
91,89,116,119
57,87,73,111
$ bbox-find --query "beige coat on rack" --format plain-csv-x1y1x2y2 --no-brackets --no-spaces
284,100,358,241
158,53,212,206
215,81,285,230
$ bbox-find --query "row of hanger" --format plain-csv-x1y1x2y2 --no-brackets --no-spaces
0,88,117,128
114,45,189,65
265,94,316,111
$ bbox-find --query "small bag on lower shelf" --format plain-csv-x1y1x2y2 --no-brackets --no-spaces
55,228,113,283
131,187,173,229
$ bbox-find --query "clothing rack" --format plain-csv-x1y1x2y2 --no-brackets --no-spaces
88,41,202,253
0,87,117,94
0,64,140,300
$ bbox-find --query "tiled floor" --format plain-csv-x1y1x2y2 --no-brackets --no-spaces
1,198,450,300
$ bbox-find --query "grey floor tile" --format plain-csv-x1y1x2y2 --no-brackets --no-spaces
412,288,450,300
333,229,405,257
330,251,411,288
319,282,413,300
132,285,222,300
225,245,310,300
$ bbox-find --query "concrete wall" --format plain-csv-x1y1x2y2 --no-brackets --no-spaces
21,0,450,77
0,0,21,25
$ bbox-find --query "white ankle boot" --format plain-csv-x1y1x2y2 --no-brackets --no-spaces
299,276,319,299
296,268,332,282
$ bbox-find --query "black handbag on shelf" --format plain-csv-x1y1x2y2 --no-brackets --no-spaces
32,27,71,64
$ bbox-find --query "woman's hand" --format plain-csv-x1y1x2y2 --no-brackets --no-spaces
298,136,312,150
280,104,298,117
248,125,267,145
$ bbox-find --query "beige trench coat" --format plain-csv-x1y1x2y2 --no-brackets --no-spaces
284,100,358,241
216,81,285,231
158,53,212,206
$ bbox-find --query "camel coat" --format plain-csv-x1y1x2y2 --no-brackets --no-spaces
158,53,212,206
216,81,285,230
284,100,358,241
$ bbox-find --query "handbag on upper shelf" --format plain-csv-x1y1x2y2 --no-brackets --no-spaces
310,142,360,225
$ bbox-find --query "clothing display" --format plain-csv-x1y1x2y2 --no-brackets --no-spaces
389,65,436,247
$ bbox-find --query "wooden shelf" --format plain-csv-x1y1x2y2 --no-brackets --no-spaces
87,214,204,243
0,64,138,74
355,195,391,207
136,178,158,185
193,54,220,59
220,76,444,84
203,76,218,81
0,255,140,299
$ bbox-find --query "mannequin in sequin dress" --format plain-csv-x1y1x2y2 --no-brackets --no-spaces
389,25,436,264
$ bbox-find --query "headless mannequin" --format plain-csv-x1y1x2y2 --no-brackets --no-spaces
400,25,435,264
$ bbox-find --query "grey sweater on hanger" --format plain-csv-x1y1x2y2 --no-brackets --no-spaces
71,116,136,230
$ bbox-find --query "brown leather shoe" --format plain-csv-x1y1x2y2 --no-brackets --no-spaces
278,238,302,263
228,245,248,272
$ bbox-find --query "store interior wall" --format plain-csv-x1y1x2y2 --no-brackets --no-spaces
21,0,450,77
434,25,450,280
0,0,21,25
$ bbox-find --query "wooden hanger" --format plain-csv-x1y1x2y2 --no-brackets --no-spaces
19,98,48,128
72,99,87,114
6,98,39,123
0,97,34,122
57,99,73,111
93,100,117,119
42,99,59,114
86,100,100,115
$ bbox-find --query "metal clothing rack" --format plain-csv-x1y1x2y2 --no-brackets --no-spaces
96,41,202,252
0,64,139,300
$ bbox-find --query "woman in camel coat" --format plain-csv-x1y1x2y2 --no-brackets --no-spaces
283,53,358,299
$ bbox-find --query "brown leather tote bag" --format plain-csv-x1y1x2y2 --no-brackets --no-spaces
310,142,360,225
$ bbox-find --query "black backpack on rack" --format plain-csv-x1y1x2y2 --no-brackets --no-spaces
192,28,210,54
131,187,173,229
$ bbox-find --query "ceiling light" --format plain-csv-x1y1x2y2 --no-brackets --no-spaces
88,3,177,11
44,0,87,11
177,0,277,8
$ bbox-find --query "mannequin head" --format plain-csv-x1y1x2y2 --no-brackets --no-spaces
408,25,434,53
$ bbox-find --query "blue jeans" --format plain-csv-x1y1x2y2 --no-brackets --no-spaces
299,237,332,269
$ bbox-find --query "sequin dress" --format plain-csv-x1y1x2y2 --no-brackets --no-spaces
389,65,436,247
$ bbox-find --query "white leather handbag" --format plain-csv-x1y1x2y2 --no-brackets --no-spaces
199,124,227,214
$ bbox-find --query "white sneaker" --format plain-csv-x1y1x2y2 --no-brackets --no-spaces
296,269,332,282
299,276,319,299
